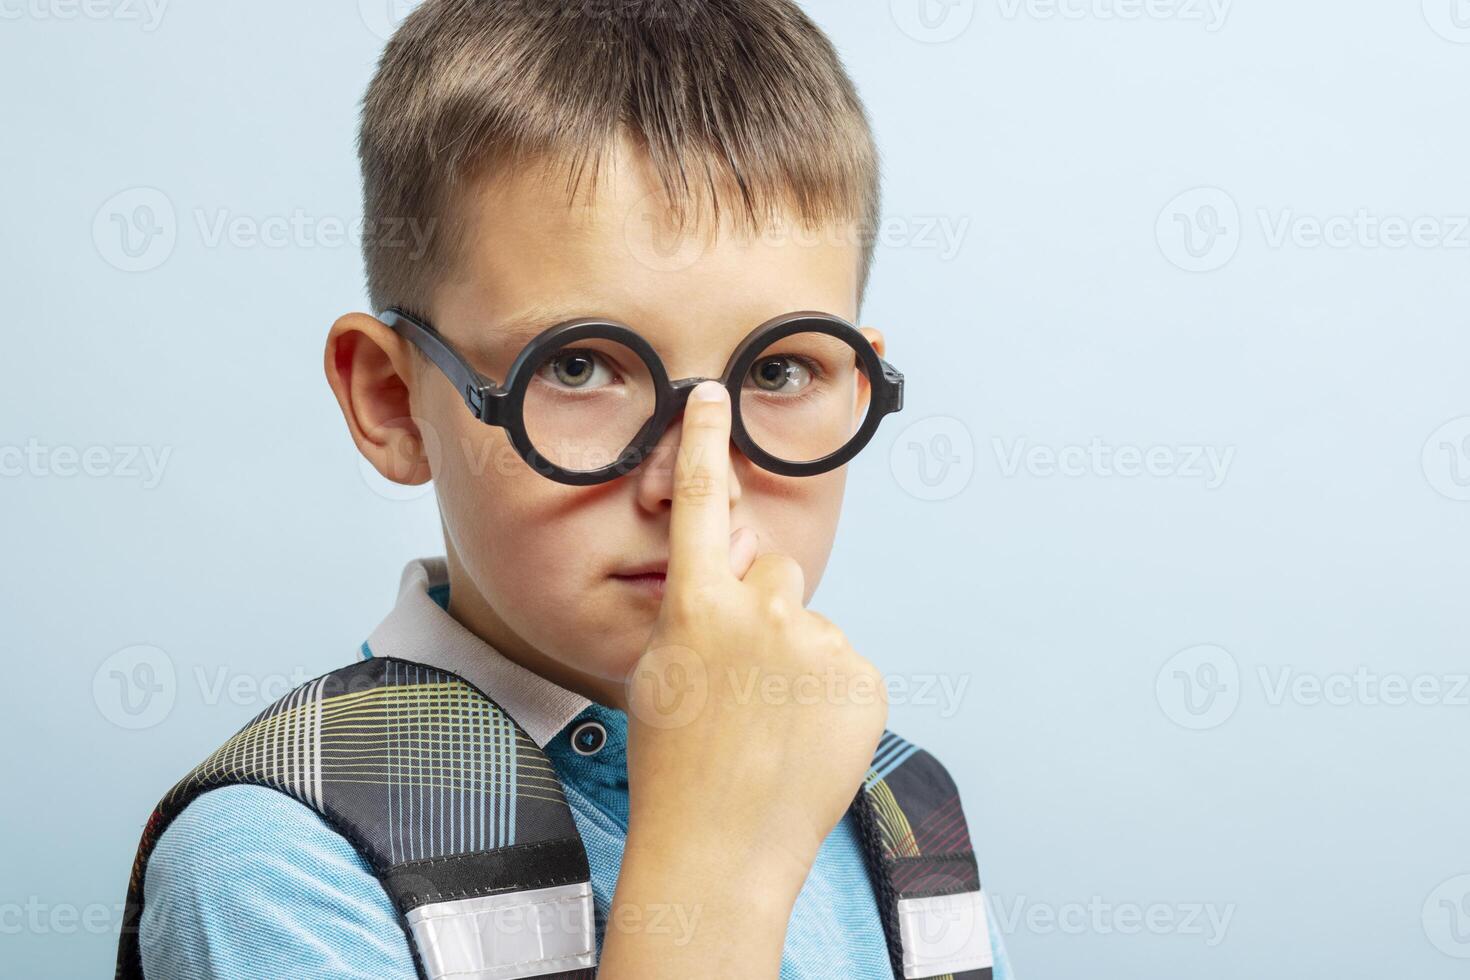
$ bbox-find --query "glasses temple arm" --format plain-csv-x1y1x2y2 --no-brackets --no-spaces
878,357,904,413
379,309,498,420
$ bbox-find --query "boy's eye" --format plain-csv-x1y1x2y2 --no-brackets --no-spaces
539,349,615,390
747,355,814,394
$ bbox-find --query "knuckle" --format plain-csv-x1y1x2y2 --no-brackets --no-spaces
818,628,852,660
673,464,718,500
848,658,889,711
825,624,853,653
762,592,797,622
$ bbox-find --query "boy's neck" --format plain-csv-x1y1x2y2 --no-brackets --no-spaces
442,545,625,711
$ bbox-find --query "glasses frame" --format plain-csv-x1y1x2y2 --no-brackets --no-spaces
378,306,905,486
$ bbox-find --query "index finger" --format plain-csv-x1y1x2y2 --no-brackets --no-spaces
665,379,734,592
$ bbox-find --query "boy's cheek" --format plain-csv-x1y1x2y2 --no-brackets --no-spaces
730,469,848,603
418,400,543,489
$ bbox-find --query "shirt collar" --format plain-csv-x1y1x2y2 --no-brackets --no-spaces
360,556,593,749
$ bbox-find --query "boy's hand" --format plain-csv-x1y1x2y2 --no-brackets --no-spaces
601,379,887,976
617,379,888,923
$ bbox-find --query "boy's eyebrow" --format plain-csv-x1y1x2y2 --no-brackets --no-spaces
464,305,601,361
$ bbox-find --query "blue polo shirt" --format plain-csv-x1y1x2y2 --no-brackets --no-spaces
138,557,1013,978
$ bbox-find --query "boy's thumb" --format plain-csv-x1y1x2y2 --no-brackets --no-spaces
728,527,760,579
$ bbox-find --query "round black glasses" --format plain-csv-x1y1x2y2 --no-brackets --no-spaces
379,307,905,486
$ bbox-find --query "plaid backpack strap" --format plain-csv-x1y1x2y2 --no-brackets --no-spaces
115,655,596,980
850,730,995,980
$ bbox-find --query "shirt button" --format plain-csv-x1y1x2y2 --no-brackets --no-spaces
570,719,607,756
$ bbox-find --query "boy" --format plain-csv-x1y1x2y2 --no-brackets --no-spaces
116,1,1014,977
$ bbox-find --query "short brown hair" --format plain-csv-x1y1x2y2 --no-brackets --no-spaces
358,0,881,317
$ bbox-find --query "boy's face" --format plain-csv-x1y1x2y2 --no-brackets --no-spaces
332,134,884,707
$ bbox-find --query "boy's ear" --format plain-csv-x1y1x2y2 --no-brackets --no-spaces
324,312,433,487
858,326,885,416
859,326,885,360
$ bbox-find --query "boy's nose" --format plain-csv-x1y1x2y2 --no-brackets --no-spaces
632,398,743,515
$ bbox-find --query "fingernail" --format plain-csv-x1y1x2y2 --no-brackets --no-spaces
691,380,726,402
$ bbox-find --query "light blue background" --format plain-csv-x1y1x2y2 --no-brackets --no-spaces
3,2,1468,977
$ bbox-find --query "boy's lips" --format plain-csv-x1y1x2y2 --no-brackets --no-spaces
611,561,667,598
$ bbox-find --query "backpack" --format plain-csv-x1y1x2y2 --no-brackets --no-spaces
115,654,994,979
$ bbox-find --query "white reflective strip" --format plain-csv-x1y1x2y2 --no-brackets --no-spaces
405,881,596,980
896,888,993,978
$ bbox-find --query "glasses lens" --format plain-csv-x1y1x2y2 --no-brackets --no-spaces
522,338,656,473
738,330,873,465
